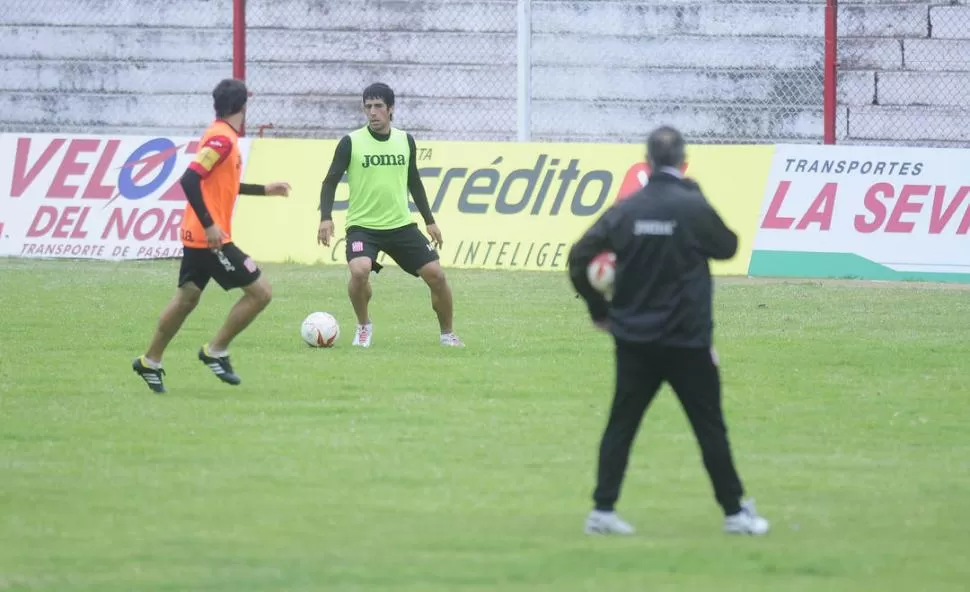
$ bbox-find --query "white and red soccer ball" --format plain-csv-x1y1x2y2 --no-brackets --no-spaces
587,251,616,296
301,312,340,348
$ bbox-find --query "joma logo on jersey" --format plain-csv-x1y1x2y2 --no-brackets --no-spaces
362,154,406,168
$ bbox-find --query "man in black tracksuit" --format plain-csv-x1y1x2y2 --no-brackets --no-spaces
567,126,769,536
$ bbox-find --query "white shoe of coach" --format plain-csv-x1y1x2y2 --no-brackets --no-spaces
584,510,635,535
723,499,770,535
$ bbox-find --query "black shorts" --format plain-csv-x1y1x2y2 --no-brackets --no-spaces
178,242,262,291
345,223,439,277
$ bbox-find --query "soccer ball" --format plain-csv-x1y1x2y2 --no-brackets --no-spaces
587,251,616,295
301,312,340,348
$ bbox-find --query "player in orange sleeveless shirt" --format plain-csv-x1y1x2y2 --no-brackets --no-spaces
132,79,291,393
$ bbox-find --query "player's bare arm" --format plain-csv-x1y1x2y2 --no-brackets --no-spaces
240,182,291,197
406,133,440,247
318,135,352,246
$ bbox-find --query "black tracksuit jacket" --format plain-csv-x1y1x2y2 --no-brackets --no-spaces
567,172,738,348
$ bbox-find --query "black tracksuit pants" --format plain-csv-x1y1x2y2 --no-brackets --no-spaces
593,339,745,516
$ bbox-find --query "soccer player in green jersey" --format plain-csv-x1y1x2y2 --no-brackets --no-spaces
317,83,463,348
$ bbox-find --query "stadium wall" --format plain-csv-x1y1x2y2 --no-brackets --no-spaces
836,0,970,147
0,0,234,137
0,1,967,145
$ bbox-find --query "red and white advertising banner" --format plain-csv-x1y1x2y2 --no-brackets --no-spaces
750,143,970,281
0,134,252,260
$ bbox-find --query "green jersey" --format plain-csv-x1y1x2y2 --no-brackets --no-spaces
345,126,413,230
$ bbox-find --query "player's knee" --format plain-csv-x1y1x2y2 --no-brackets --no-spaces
348,258,372,282
420,263,447,288
176,287,202,310
253,282,273,307
259,285,273,307
243,278,272,308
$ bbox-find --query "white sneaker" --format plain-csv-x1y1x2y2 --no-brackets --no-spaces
352,323,373,348
440,332,464,347
723,499,770,535
584,510,635,535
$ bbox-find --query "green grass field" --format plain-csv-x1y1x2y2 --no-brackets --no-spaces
1,258,969,591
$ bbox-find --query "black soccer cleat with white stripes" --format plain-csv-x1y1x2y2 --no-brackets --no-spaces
198,346,241,385
132,357,166,393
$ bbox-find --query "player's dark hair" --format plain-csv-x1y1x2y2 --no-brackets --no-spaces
213,78,248,118
362,82,395,108
646,125,686,168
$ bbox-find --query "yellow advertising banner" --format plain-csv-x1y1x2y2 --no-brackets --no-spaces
234,139,772,275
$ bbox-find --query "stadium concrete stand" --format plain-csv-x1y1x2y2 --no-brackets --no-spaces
837,1,970,147
0,0,966,145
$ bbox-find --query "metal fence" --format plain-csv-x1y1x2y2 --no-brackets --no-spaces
836,1,970,147
523,0,827,144
0,0,234,136
1,0,968,145
240,1,516,141
241,0,827,144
